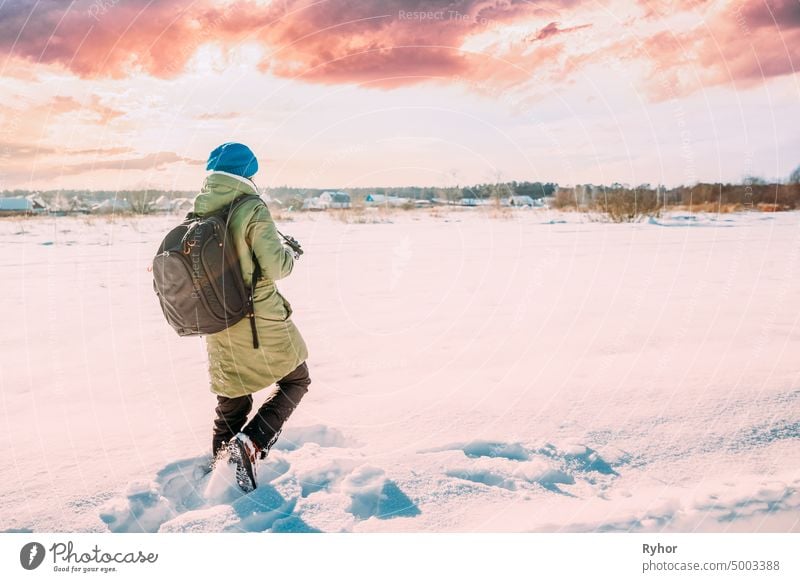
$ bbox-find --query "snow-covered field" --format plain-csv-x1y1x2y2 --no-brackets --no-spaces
1,207,798,533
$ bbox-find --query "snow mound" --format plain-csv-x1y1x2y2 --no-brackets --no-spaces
417,439,630,502
273,424,359,451
98,429,800,533
546,474,800,532
432,444,607,495
647,214,736,227
341,465,419,520
100,426,418,533
99,480,176,533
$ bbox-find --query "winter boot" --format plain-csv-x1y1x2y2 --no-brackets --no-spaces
226,433,261,493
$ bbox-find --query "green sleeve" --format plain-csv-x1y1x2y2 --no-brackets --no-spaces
245,202,294,281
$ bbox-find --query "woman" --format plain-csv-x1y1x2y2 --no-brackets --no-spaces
193,142,310,493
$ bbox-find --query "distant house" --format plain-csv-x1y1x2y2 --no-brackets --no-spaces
153,195,173,212
0,196,47,216
91,199,131,214
48,193,73,215
319,191,351,209
28,195,48,213
0,197,34,215
69,196,92,214
302,191,351,210
171,198,194,213
364,194,408,207
459,197,481,206
509,195,536,207
302,197,326,211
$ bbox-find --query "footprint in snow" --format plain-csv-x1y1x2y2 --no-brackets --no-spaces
420,439,622,495
99,425,419,533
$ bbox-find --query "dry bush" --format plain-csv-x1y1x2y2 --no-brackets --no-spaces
552,189,582,210
673,183,800,209
592,188,662,222
334,208,358,223
756,203,791,212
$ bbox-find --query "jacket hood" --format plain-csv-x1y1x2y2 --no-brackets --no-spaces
193,171,259,216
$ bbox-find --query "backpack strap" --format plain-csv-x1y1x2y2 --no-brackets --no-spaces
225,194,266,349
247,256,262,349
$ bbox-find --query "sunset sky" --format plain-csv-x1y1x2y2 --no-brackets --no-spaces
0,0,798,191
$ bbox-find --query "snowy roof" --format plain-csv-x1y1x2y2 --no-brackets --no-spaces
172,197,192,206
91,199,131,211
26,194,47,208
321,191,350,202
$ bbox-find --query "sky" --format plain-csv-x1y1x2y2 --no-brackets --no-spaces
0,0,798,191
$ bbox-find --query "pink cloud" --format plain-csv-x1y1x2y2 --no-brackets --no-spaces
0,0,253,79
0,0,549,83
0,0,797,97
635,0,800,99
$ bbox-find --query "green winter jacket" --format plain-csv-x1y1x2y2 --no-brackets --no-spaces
193,171,308,397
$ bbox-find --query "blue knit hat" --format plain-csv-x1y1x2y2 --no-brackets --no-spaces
206,142,259,178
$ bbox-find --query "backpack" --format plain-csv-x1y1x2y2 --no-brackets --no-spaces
152,194,263,348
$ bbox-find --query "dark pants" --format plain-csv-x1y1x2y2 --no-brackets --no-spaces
212,361,311,456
